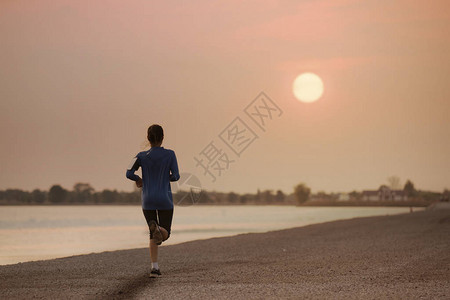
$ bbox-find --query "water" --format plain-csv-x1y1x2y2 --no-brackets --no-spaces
0,205,420,265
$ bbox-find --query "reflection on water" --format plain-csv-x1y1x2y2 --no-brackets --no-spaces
0,205,420,265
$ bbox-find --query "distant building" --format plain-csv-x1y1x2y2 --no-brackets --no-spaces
362,186,408,201
337,193,350,202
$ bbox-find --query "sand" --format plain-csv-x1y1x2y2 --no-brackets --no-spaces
1,206,449,299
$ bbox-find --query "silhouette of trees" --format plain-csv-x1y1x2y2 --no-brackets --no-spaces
99,189,118,203
261,190,273,203
403,180,417,197
0,185,137,205
294,183,311,205
48,185,68,203
31,189,46,204
0,180,442,206
255,189,261,202
0,189,31,203
72,183,95,203
275,190,285,202
227,192,239,204
239,194,249,204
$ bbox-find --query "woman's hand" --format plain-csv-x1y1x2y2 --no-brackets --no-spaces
136,178,143,188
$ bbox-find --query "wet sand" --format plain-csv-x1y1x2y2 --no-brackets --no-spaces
1,206,449,299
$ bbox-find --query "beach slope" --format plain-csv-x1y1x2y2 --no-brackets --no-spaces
1,207,449,299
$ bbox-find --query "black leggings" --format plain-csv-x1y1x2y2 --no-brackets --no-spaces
142,209,174,240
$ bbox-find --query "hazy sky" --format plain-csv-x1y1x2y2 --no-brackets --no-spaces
1,0,449,194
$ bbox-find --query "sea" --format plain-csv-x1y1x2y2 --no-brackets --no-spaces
0,205,422,265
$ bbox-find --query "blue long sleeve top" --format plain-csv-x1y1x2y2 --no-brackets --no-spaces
126,147,180,210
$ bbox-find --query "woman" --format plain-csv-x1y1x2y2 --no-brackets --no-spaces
126,124,180,277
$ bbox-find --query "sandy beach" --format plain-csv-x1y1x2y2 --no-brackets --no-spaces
1,205,449,299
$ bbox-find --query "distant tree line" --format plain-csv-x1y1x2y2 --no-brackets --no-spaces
175,189,295,205
0,183,297,206
0,179,447,206
0,183,140,205
0,183,294,206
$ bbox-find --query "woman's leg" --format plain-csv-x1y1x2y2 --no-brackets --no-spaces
143,210,159,263
150,239,158,262
144,209,173,269
149,226,168,263
159,226,169,240
157,209,173,242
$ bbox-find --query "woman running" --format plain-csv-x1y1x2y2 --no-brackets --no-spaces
126,124,180,277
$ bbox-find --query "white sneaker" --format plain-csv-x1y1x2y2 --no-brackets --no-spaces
149,268,162,278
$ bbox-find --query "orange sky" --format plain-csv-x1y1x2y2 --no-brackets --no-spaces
1,0,449,194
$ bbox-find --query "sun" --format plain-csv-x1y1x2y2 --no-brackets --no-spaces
293,73,324,103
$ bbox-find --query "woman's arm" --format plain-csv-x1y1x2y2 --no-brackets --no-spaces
169,151,180,182
126,156,141,182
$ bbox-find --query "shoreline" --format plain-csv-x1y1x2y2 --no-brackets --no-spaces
1,207,449,299
1,206,422,266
